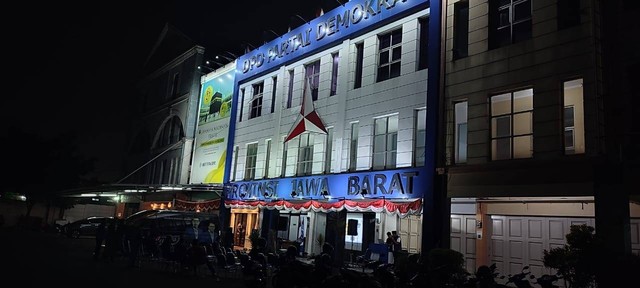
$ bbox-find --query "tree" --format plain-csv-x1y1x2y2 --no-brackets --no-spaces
543,224,598,288
1,127,96,217
426,248,469,288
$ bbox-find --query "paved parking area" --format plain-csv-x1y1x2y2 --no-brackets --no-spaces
1,227,249,286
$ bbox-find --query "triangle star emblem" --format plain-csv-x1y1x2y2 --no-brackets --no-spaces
285,78,327,142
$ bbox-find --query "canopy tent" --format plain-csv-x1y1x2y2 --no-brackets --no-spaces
225,198,422,217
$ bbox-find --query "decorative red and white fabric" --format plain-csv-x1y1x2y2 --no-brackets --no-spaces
175,199,220,212
225,198,422,217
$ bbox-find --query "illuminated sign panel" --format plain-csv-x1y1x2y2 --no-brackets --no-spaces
226,167,426,200
191,65,236,184
236,0,428,81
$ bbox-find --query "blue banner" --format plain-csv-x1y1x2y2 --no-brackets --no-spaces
236,0,429,82
226,167,426,201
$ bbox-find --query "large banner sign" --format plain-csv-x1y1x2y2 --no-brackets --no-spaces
226,167,426,201
237,0,429,81
190,66,235,184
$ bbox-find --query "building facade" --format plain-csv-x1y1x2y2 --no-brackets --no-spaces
443,0,639,279
223,0,434,259
119,24,211,217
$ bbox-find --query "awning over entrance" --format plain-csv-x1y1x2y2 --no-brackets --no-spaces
225,198,422,217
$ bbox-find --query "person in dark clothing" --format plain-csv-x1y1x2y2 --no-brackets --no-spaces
126,224,143,268
385,231,395,264
102,220,120,262
93,219,107,260
313,242,334,285
185,239,219,280
223,227,234,250
392,231,402,262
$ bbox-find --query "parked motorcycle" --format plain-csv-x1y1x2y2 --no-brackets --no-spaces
533,273,562,288
505,266,535,288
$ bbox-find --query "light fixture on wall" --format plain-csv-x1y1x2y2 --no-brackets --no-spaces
291,191,298,198
321,189,330,199
360,188,368,196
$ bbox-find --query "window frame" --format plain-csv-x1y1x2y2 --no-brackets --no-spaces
372,115,398,170
489,0,532,49
452,1,469,59
562,78,585,155
296,133,314,176
330,53,339,96
454,101,468,164
377,28,403,82
244,143,258,180
324,127,334,173
271,76,277,113
490,88,534,160
349,122,359,172
250,82,264,119
414,109,426,166
354,43,364,89
305,60,321,101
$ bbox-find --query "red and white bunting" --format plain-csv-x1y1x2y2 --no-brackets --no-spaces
225,198,422,218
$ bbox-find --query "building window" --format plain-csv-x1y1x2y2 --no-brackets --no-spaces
170,73,180,98
563,79,585,154
239,88,245,122
271,76,277,113
354,43,364,89
377,28,403,82
349,122,359,171
157,116,184,147
373,115,398,170
296,133,314,176
491,88,533,160
330,53,339,96
414,109,426,166
287,70,294,108
454,102,468,164
418,17,429,70
250,82,264,119
558,0,580,30
305,60,321,101
232,146,239,181
453,1,469,59
325,127,333,173
281,139,288,177
245,143,258,180
489,0,532,49
265,139,272,178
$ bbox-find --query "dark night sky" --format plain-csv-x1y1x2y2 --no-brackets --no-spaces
4,0,341,183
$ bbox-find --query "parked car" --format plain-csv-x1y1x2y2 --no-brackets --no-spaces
124,209,220,241
62,216,114,238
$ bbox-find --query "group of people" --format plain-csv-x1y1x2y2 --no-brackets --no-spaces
385,231,401,264
178,217,225,280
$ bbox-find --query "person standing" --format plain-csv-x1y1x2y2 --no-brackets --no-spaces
182,218,200,244
392,231,401,262
223,227,234,251
199,222,217,254
102,220,120,262
93,219,107,260
385,231,395,264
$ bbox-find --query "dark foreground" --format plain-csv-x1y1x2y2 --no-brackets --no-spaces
0,227,246,287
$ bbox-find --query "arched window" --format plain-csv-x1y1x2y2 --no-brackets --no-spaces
156,116,184,148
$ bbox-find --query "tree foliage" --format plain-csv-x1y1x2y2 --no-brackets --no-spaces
1,127,97,215
543,224,598,288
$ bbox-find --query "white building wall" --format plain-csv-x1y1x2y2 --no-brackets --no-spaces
232,9,429,179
